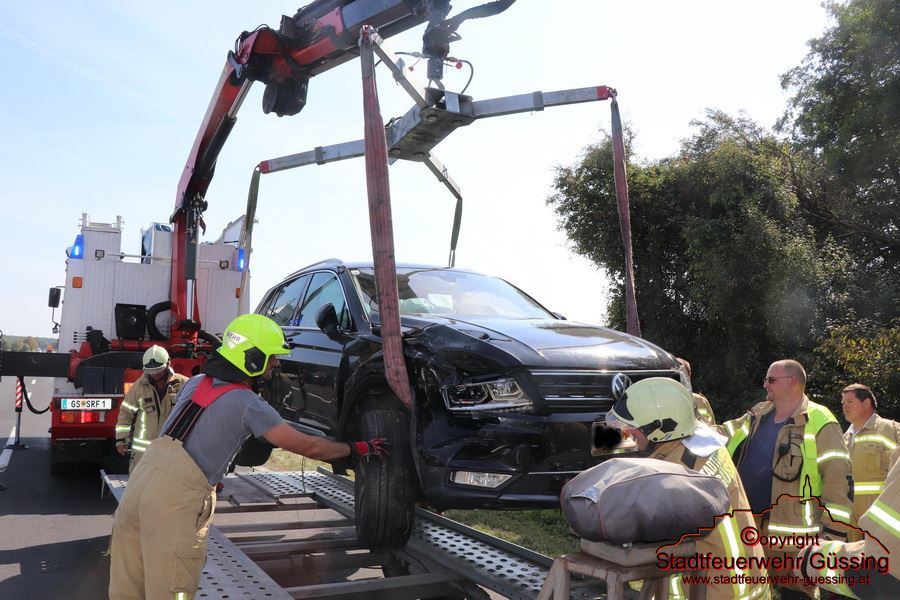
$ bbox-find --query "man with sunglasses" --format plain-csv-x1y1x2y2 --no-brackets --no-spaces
723,359,852,599
841,383,900,540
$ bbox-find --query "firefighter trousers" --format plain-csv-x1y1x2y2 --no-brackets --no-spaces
109,436,215,600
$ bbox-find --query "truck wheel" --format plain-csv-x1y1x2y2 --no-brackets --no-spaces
354,406,415,550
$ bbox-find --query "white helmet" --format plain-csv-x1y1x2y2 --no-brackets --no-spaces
606,377,698,443
142,345,170,375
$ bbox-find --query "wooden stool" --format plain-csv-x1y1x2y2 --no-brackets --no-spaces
537,539,705,600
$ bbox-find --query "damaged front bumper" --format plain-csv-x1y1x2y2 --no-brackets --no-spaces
417,409,634,510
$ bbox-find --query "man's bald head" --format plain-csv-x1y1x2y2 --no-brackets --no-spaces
770,359,807,389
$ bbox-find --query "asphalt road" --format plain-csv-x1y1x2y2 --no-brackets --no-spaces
0,375,116,600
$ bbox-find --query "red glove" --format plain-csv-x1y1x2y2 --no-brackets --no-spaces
349,438,389,459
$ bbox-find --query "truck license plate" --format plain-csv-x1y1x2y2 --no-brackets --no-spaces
61,398,112,410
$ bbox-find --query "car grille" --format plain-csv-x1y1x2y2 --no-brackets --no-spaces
529,370,681,412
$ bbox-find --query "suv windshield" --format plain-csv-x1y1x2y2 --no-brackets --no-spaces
350,267,553,320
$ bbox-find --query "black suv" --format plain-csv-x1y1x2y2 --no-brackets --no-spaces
255,260,687,549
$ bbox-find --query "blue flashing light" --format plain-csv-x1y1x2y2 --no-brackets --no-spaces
237,248,246,271
69,234,85,259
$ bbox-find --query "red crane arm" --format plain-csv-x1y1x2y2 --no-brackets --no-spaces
168,1,516,355
168,1,434,348
175,1,432,215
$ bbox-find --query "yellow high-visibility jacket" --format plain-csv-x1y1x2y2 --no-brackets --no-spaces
649,439,771,600
799,451,900,598
844,413,900,539
115,370,188,469
723,397,853,538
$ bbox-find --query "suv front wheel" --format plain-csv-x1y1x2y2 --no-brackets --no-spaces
353,400,416,550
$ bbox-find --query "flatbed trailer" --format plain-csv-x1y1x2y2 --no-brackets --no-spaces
102,468,616,599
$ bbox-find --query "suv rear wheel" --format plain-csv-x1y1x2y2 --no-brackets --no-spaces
354,401,416,550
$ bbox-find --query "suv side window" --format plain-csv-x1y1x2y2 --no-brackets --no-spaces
265,275,310,326
297,271,350,329
255,287,280,315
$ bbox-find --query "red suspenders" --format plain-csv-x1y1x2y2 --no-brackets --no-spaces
164,376,250,442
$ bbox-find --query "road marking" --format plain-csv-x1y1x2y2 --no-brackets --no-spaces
0,427,16,472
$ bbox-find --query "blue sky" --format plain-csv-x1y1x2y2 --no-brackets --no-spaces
0,1,830,337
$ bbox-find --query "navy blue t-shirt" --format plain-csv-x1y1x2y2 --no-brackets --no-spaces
737,411,790,513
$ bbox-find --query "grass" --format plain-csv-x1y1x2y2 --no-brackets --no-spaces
443,508,578,558
263,450,577,558
263,449,335,474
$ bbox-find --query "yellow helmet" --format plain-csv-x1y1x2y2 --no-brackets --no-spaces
607,377,697,442
142,345,170,374
217,314,290,377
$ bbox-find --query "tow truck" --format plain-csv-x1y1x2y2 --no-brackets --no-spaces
4,0,643,558
1,214,248,474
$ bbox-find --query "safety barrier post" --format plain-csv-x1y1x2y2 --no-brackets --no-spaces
6,376,29,450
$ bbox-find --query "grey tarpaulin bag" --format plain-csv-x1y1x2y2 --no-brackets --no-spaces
561,457,731,544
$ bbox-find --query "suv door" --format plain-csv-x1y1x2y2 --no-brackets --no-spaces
258,275,310,418
288,270,351,434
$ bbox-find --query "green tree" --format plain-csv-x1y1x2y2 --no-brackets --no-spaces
549,0,899,422
549,113,841,419
780,0,899,265
780,0,900,418
814,320,900,417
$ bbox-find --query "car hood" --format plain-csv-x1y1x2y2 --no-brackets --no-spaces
395,315,677,370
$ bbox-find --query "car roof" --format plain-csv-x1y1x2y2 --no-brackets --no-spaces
278,259,478,281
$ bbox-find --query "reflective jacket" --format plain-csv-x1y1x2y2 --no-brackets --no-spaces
115,370,188,469
844,414,900,539
723,397,853,539
693,392,717,426
799,451,900,599
649,439,771,600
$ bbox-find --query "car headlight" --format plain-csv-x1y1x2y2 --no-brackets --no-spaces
442,377,533,412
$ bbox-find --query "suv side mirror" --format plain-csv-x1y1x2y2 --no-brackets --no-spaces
48,287,61,308
315,303,340,340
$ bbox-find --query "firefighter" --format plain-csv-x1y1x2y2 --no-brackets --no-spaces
676,356,717,425
795,450,900,598
108,314,388,600
115,345,188,472
841,383,900,540
723,359,853,599
606,377,771,600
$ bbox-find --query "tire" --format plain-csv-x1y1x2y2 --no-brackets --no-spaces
354,406,416,550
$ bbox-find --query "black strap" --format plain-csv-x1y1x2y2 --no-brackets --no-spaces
164,401,205,442
682,447,699,470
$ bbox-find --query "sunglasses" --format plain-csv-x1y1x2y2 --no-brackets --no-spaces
763,376,793,385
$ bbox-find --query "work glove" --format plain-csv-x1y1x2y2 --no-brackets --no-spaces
349,438,389,460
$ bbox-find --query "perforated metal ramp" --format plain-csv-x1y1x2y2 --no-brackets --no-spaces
102,472,292,600
238,469,612,600
103,469,615,599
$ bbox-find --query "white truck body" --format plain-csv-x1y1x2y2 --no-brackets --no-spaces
54,213,249,396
